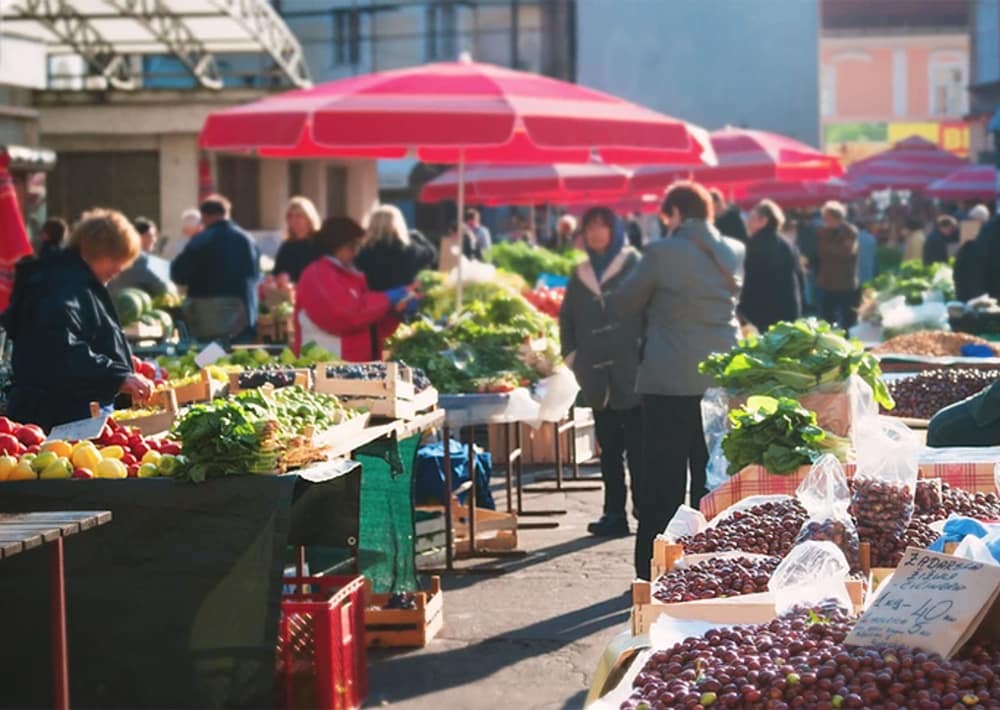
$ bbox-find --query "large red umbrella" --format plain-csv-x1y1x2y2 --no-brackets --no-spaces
735,178,848,209
419,163,631,204
924,165,997,201
845,135,966,193
0,151,34,313
630,127,842,194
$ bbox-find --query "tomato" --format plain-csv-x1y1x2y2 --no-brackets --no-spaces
108,432,129,448
0,433,22,456
0,417,15,435
159,442,181,456
121,452,137,466
15,425,44,447
130,442,150,460
127,464,139,479
107,418,122,432
138,362,156,379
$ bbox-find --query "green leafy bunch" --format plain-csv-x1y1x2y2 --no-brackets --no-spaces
722,396,851,475
699,319,894,410
485,241,584,284
864,259,955,305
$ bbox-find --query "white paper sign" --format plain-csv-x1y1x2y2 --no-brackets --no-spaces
48,415,109,443
846,547,1000,658
194,342,227,368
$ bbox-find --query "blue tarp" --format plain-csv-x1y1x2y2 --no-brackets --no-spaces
415,438,496,510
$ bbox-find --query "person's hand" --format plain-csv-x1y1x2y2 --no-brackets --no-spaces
120,373,155,403
402,296,423,318
385,286,409,307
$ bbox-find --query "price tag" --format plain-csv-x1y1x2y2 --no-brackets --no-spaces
48,415,109,443
194,342,227,368
846,547,1000,658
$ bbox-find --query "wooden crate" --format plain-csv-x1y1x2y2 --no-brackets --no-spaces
314,361,438,420
416,502,519,555
227,369,312,395
123,320,167,341
363,576,443,648
96,389,179,437
488,408,596,465
165,368,227,405
414,510,448,571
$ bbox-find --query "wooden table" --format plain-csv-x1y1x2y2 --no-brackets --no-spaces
0,511,112,710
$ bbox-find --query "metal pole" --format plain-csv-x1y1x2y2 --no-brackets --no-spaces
443,425,454,571
467,428,477,552
504,422,514,513
456,148,466,311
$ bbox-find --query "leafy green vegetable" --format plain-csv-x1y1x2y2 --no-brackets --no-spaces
722,396,851,475
485,241,584,284
699,319,894,410
863,259,954,305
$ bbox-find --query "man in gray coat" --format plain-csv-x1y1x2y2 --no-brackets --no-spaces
608,182,744,579
559,207,643,536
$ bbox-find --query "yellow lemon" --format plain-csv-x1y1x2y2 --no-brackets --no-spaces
72,445,102,470
0,455,17,481
30,451,58,474
8,462,38,481
72,439,95,454
98,445,125,461
95,459,127,479
141,450,161,466
39,458,73,480
41,440,73,459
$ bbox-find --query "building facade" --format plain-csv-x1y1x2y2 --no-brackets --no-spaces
576,0,821,147
820,0,971,163
969,0,1000,163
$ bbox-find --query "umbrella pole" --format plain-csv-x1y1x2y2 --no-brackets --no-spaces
456,149,466,312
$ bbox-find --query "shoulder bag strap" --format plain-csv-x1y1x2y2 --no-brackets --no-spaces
693,237,741,294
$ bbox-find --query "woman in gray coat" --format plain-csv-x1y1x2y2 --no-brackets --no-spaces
559,207,643,537
608,181,745,579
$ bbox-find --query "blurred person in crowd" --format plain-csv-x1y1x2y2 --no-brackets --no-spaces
553,214,577,251
2,209,154,430
901,216,925,262
109,217,176,298
709,187,749,243
448,222,483,260
171,194,260,342
968,204,991,224
38,217,68,259
795,210,821,313
357,204,436,292
295,216,418,361
625,212,644,251
955,206,991,301
738,199,804,333
465,208,492,255
817,201,859,330
923,215,959,266
608,181,744,579
857,217,878,286
160,208,202,260
560,206,643,537
273,196,321,282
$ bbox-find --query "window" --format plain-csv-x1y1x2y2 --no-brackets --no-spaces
820,64,836,118
332,9,361,67
929,56,969,116
426,2,456,61
975,0,1000,84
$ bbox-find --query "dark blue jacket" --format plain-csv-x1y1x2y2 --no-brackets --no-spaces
171,219,261,327
1,250,133,431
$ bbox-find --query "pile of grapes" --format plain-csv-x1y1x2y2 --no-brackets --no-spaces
325,362,432,392
652,556,780,604
913,481,1000,524
677,499,807,558
622,603,1000,709
237,364,299,390
884,368,1000,420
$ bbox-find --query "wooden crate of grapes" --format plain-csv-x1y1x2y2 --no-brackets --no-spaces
314,361,438,420
228,368,312,395
363,576,443,648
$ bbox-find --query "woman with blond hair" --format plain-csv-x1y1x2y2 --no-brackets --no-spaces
273,195,321,282
356,204,437,291
2,208,155,430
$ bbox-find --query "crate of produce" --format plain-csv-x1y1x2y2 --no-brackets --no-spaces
276,574,367,710
416,501,519,555
257,312,296,345
363,576,443,649
314,362,438,420
161,368,227,405
228,368,313,395
413,509,448,570
97,388,179,437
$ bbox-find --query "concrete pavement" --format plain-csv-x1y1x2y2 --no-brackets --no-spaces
366,465,634,710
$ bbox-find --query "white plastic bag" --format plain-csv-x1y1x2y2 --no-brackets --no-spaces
879,295,949,336
533,365,580,425
663,505,708,541
701,387,730,490
447,256,496,285
953,534,999,566
767,540,853,614
793,455,861,571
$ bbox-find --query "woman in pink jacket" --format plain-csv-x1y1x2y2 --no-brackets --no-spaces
294,216,415,361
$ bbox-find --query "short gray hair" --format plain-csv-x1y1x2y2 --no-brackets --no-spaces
822,200,847,221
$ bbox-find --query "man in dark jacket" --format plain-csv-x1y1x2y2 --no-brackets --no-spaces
709,188,749,243
923,215,958,266
738,200,804,332
816,201,859,330
171,194,260,342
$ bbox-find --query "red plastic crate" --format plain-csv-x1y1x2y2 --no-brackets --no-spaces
276,575,367,710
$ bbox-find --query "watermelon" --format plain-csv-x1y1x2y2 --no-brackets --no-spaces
147,309,174,333
135,290,153,314
114,290,145,325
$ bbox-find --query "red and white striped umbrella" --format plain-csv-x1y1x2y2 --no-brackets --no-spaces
419,163,631,204
735,178,849,209
924,164,997,201
0,151,33,312
846,135,966,193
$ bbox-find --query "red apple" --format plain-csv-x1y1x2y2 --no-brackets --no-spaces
25,444,40,455
0,417,15,435
160,442,181,456
127,464,139,478
0,433,22,456
121,453,137,466
130,443,149,460
72,467,94,479
15,424,44,447
108,432,128,448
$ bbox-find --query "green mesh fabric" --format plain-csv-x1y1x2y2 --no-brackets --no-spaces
355,431,423,593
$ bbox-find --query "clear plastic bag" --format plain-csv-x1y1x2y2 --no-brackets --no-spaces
701,387,730,490
663,504,708,542
793,455,861,571
705,495,797,529
767,540,853,615
533,365,580,424
852,417,920,568
914,477,944,520
879,295,950,337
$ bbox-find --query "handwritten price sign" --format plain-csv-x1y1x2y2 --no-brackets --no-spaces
846,548,1000,658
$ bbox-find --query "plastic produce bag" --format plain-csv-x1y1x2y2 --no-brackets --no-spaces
663,505,708,542
533,365,580,425
929,516,990,553
852,417,920,567
793,455,861,571
447,256,497,285
879,295,949,337
701,387,730,491
953,534,999,566
768,540,853,615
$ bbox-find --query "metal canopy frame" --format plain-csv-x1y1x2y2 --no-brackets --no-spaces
4,0,311,90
